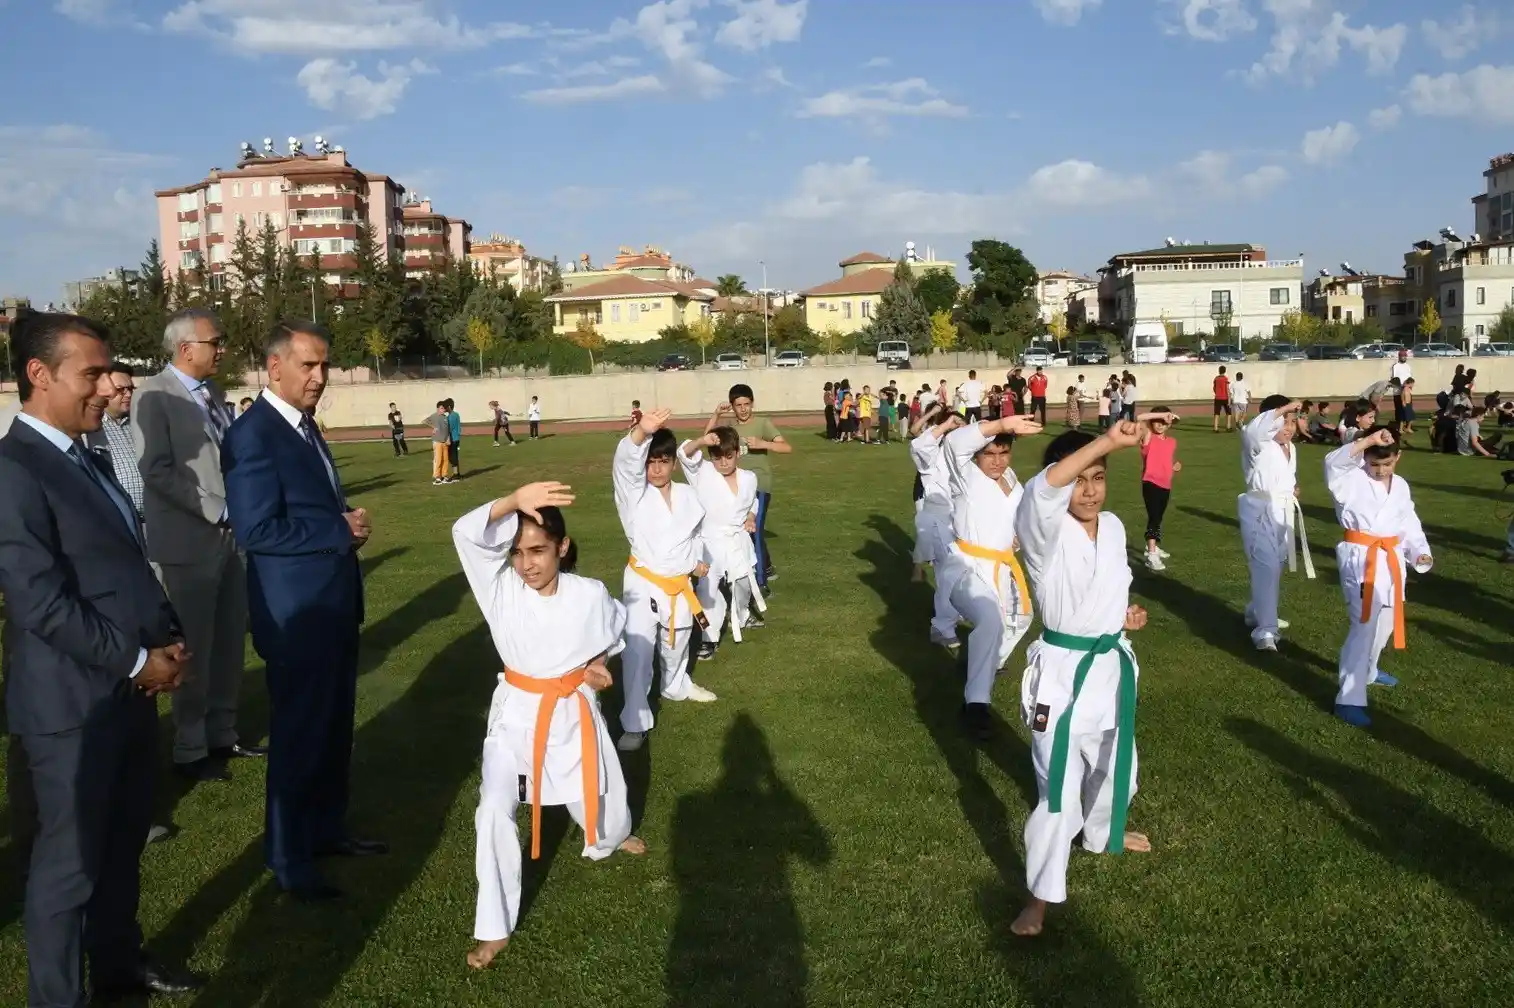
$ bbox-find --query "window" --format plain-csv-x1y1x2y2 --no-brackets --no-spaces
1446,289,1457,308
270,212,282,229
1477,324,1486,337
206,183,222,204
843,301,853,319
814,301,825,310
1331,305,1341,321
179,221,200,239
1407,300,1416,315
232,182,242,198
861,300,872,317
178,192,197,212
179,251,202,269
611,303,621,322
1477,287,1486,304
250,181,262,197
1269,287,1289,305
1366,304,1378,317
1210,290,1232,314
650,300,661,309
207,213,223,234
210,244,228,264
1346,310,1353,323
594,308,603,324
1170,321,1184,336
629,304,640,322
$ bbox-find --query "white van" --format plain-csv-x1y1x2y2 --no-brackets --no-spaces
876,340,911,365
1127,321,1168,365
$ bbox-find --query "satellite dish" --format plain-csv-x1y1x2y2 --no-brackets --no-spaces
333,145,344,153
314,135,324,146
1164,237,1176,247
1318,268,1329,277
262,137,275,153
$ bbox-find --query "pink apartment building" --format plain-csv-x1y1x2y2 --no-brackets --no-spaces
400,198,472,278
154,143,469,295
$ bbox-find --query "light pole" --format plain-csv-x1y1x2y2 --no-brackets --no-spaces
759,259,769,365
308,277,318,320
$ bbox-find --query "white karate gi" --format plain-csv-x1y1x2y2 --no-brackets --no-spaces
1015,472,1140,904
1237,408,1311,643
453,505,633,942
909,427,963,638
1324,446,1432,707
941,424,1033,704
679,443,763,645
613,434,707,733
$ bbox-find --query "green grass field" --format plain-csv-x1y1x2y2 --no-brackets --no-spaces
3,424,1514,1006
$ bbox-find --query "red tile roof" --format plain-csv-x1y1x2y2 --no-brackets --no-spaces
800,268,897,297
545,274,713,302
839,251,893,267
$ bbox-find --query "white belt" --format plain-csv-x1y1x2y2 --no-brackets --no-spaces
708,532,766,641
1245,491,1315,579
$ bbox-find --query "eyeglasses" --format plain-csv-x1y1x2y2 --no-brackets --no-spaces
187,338,226,349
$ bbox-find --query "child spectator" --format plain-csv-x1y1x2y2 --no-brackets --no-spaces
1230,371,1251,423
1064,385,1081,429
1097,386,1112,430
823,383,838,441
630,399,643,430
1212,366,1232,432
1139,409,1181,570
528,396,542,439
859,385,876,444
1458,407,1503,457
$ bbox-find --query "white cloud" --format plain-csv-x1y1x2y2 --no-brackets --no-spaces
55,0,117,24
1367,104,1401,130
715,0,807,50
522,74,667,104
602,0,734,98
863,56,892,68
1239,164,1290,198
1422,6,1498,61
1033,0,1102,27
1405,64,1514,123
1178,150,1289,199
1245,2,1407,84
562,60,611,78
493,62,538,76
1300,120,1360,166
163,0,536,55
1025,160,1150,207
296,58,432,120
761,66,796,88
1168,0,1257,42
798,78,969,121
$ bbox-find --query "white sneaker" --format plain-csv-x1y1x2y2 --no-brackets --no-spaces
146,824,170,844
1156,547,1171,559
1254,633,1278,651
1277,619,1290,630
616,731,646,752
674,684,718,703
1145,552,1166,571
930,631,960,652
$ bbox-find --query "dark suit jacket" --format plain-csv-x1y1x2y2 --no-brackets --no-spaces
222,396,363,665
0,420,179,735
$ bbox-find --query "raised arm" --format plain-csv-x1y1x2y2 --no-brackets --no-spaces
223,421,349,557
705,401,733,435
454,482,574,609
679,433,715,476
1043,414,1165,489
133,385,223,520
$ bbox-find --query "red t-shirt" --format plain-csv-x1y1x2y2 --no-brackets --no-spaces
631,408,643,426
1141,434,1178,489
1213,375,1230,400
1028,373,1049,397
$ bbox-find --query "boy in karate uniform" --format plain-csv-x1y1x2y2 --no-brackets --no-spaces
909,403,966,647
1238,395,1314,651
1325,426,1432,727
680,427,765,658
941,413,1044,739
613,408,717,753
1012,417,1168,937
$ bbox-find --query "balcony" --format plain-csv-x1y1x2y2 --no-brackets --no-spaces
177,209,199,223
1122,258,1303,276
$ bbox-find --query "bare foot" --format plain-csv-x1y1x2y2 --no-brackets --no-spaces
619,834,647,855
466,938,508,970
1010,898,1047,937
1124,831,1152,852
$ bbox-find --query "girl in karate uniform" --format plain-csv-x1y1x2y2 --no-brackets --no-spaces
452,482,646,969
1238,396,1314,650
1011,416,1172,937
613,408,718,754
909,403,967,647
1325,426,1432,727
679,427,765,657
940,413,1044,739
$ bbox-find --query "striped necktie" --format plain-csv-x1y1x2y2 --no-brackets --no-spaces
69,441,140,544
197,383,228,443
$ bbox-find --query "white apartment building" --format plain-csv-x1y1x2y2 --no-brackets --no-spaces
1036,269,1095,324
1096,243,1303,343
1436,242,1514,345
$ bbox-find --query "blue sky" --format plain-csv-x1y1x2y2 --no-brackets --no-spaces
1,0,1510,305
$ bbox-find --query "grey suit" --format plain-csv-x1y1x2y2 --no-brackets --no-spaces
0,418,180,1007
132,366,249,764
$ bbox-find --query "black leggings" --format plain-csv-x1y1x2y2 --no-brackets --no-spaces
1141,481,1170,543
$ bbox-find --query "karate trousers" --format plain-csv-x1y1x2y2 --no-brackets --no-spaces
1336,592,1395,707
473,736,631,941
949,569,1032,705
696,570,757,646
620,567,698,734
1239,502,1287,644
1025,727,1139,904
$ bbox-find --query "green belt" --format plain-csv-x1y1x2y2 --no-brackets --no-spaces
1040,629,1138,854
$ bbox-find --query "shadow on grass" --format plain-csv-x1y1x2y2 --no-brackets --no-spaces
1414,480,1512,504
666,713,830,1008
1228,717,1514,930
854,513,1141,1007
342,474,400,499
1176,504,1340,569
156,623,497,1006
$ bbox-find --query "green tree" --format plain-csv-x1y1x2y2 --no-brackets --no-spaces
465,316,496,374
1417,299,1441,342
715,274,748,297
818,324,844,356
962,239,1036,338
1275,308,1323,345
689,313,716,363
872,260,931,351
929,309,957,351
441,283,515,362
915,268,960,317
544,257,564,294
1490,303,1514,342
769,302,811,348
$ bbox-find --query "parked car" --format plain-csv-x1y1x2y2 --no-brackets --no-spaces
1411,341,1465,358
1021,345,1054,368
1258,343,1307,361
772,349,808,368
876,340,911,366
657,354,692,372
1200,344,1246,363
1473,342,1514,357
1348,342,1405,359
714,352,746,371
1072,340,1110,365
1165,345,1200,363
1305,344,1352,360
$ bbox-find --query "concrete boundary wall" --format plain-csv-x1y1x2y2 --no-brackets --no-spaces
3,359,1511,430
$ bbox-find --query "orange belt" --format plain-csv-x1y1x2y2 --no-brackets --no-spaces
502,666,599,859
1343,529,1405,650
628,556,705,646
955,539,1032,615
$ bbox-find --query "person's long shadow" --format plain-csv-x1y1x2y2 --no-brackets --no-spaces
1176,504,1339,569
1228,717,1514,929
665,713,831,1008
1414,480,1511,503
153,622,497,1006
855,513,1141,1006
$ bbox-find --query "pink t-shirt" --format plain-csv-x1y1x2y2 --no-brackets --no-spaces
1141,434,1177,489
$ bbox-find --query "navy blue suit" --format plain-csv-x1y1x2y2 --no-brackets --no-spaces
222,396,363,890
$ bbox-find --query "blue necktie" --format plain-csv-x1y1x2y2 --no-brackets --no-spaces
70,442,140,545
299,414,346,509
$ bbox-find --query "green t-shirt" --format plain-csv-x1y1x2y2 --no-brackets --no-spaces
734,415,782,493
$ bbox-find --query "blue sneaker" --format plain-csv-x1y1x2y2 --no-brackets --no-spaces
1334,703,1372,727
1371,671,1399,687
